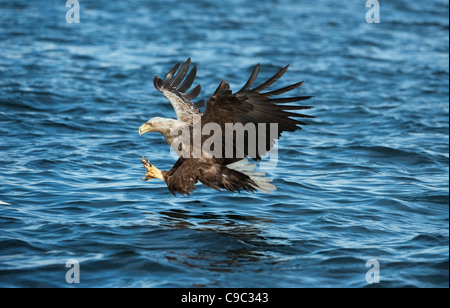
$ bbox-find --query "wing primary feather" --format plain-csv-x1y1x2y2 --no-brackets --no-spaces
153,75,163,91
274,105,313,110
177,64,197,92
170,58,191,88
185,84,202,100
193,99,205,109
163,62,180,83
270,96,313,103
237,64,260,93
253,65,289,92
213,79,230,96
263,81,304,96
282,111,316,118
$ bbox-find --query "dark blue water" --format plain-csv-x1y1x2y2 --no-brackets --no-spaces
0,0,448,288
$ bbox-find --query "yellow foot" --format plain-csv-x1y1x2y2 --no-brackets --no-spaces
140,155,163,181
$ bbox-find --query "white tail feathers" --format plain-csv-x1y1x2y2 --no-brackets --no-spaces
227,159,277,193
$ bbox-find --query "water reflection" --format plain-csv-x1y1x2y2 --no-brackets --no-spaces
164,248,267,275
144,208,273,273
150,208,270,236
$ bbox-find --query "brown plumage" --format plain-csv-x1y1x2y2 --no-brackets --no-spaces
139,59,314,196
201,64,314,162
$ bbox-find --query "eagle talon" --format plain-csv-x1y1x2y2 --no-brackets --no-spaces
140,156,163,181
140,155,150,165
141,156,153,170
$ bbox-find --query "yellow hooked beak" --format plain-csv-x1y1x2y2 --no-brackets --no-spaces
138,123,153,136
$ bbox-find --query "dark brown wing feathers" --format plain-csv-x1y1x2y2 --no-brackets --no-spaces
252,65,289,92
237,64,260,93
201,63,313,161
162,62,180,84
154,58,202,104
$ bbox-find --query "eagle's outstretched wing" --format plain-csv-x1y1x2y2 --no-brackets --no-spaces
200,64,314,161
153,58,203,123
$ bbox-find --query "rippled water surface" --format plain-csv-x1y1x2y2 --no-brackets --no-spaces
0,0,448,287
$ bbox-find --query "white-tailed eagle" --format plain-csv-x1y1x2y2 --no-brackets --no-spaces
138,58,313,195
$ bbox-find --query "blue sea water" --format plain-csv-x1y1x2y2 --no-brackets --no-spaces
0,0,448,288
